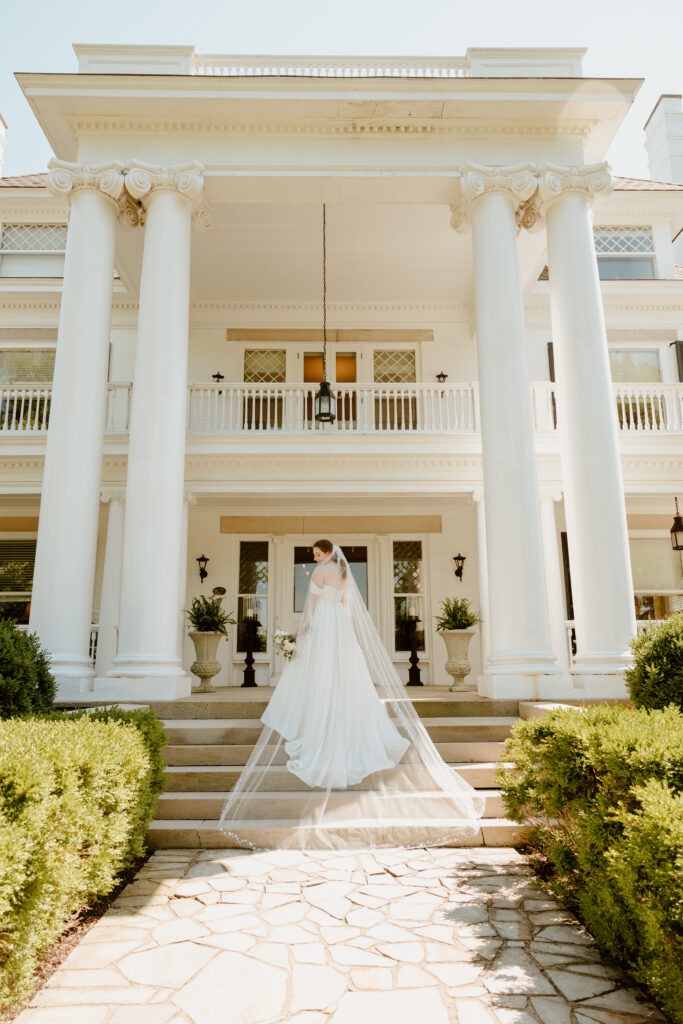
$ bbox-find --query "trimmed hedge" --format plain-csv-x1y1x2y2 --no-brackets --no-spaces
626,612,683,711
0,709,166,1012
0,621,55,718
499,705,683,1023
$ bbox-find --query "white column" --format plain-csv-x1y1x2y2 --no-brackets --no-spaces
472,490,490,670
95,492,125,677
103,161,204,700
178,491,193,665
539,490,571,678
452,165,559,698
539,165,636,693
29,160,124,695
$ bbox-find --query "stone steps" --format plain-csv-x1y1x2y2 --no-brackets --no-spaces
163,760,508,792
155,788,507,819
161,716,517,744
163,739,508,767
146,816,528,849
152,694,520,720
148,696,527,849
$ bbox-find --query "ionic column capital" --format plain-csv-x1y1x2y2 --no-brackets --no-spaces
47,159,125,205
450,163,537,233
537,162,614,207
125,159,205,206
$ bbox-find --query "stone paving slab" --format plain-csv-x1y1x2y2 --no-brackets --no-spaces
15,848,667,1024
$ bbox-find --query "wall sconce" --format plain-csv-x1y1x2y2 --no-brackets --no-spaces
453,553,466,581
436,371,448,384
196,554,209,583
671,498,683,551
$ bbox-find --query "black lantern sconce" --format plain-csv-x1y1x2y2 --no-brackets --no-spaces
453,553,466,582
314,204,336,425
671,498,683,551
212,370,224,395
196,554,209,584
436,371,448,384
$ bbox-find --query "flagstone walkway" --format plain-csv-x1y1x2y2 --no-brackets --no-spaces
16,848,666,1024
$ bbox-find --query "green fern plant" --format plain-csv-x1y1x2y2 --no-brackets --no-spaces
435,597,480,631
186,595,236,635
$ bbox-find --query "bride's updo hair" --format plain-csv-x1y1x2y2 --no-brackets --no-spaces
313,538,346,578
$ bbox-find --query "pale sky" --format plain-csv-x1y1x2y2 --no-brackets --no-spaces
1,0,681,179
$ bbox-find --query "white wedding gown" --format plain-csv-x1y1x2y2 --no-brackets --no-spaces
219,545,485,850
262,579,410,789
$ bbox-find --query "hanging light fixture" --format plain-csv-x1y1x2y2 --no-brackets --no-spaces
671,497,683,551
196,554,209,583
314,204,336,424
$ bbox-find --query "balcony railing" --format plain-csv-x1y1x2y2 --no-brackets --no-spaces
4,381,683,437
187,383,477,434
532,382,683,434
192,56,471,79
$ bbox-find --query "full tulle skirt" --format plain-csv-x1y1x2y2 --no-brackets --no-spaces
262,602,410,789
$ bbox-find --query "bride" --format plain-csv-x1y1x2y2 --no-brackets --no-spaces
219,540,486,850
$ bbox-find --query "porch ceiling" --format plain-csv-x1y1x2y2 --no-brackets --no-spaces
184,201,472,306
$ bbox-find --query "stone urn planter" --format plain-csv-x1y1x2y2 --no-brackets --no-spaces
435,597,480,692
188,631,223,692
186,594,235,692
439,628,477,692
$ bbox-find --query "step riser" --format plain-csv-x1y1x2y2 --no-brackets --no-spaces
145,820,528,850
153,698,520,720
162,724,514,745
156,793,506,819
163,763,503,791
163,741,506,767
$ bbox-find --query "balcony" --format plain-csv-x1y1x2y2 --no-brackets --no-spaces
2,381,683,438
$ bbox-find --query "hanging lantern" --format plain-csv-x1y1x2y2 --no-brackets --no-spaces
671,497,683,551
314,204,336,425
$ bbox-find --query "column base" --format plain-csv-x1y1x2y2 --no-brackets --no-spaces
477,672,575,701
569,671,629,700
91,674,192,701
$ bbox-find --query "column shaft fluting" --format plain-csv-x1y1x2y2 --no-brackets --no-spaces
29,162,123,689
95,494,125,676
540,166,635,677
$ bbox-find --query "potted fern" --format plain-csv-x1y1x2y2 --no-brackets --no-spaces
435,597,480,691
186,595,236,692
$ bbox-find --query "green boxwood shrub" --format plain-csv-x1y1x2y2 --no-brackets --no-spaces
499,705,683,1024
0,710,166,1012
0,620,55,718
626,612,683,711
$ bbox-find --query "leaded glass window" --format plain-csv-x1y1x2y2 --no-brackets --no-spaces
237,541,269,652
373,350,416,384
393,540,424,651
594,227,656,280
243,349,286,383
0,225,67,252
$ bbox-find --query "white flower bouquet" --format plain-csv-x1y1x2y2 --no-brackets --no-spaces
273,628,297,661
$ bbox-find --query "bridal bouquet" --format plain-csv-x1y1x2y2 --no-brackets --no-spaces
273,628,297,661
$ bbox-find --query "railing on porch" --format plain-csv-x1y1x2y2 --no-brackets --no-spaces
4,381,683,437
187,383,477,434
16,624,99,665
532,382,683,434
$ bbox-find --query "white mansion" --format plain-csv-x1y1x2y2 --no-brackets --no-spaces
1,45,683,702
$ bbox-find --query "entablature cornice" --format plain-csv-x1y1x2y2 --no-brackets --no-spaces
67,115,594,140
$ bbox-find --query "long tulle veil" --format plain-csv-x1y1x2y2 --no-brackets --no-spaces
219,544,486,849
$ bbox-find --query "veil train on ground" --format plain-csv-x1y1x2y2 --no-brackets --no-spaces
219,544,486,850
